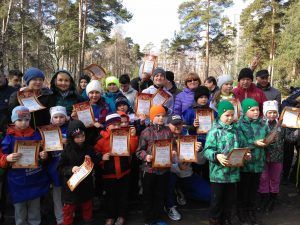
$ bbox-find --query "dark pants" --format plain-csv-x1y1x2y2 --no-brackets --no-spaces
283,141,299,182
103,175,129,219
237,172,261,210
63,199,92,225
142,172,169,224
129,155,141,199
210,182,236,220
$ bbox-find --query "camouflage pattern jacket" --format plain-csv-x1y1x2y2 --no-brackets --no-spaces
203,120,240,183
237,116,269,173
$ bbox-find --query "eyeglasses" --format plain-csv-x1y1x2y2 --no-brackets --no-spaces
186,79,198,83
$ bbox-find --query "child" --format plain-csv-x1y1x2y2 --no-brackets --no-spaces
48,106,69,225
50,69,83,116
203,100,240,225
136,105,173,225
0,106,49,225
57,120,101,225
77,74,91,100
236,98,269,225
94,113,138,225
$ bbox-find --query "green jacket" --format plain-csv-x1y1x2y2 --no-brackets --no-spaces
237,116,269,173
203,120,240,183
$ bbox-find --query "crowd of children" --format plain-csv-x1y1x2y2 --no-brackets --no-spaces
0,66,299,225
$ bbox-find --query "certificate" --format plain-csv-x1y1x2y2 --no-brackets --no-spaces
73,102,95,128
67,155,94,192
280,107,300,128
177,136,197,162
17,90,46,112
135,93,152,117
151,89,172,106
13,140,40,169
196,109,215,134
38,125,63,151
110,128,130,156
152,139,172,168
227,148,250,167
228,98,241,121
142,54,158,74
83,64,106,79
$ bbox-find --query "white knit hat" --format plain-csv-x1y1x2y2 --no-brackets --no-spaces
263,100,279,117
217,75,233,88
50,106,69,123
86,80,102,95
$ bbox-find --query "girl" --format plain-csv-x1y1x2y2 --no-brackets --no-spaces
77,75,91,100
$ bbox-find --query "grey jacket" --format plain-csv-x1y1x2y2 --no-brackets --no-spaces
121,86,137,109
257,84,281,108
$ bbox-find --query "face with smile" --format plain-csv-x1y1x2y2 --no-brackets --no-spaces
153,73,166,87
28,77,44,90
239,78,252,90
266,110,278,122
107,83,118,93
88,91,101,104
152,113,166,125
221,82,233,95
56,73,71,92
80,79,88,90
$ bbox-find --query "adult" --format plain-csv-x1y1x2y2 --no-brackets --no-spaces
77,74,91,100
233,68,267,115
173,72,201,116
119,74,137,109
256,69,281,107
131,64,153,92
165,71,181,99
8,69,23,90
204,76,219,101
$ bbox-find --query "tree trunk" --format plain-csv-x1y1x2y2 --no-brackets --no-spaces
77,0,83,77
36,0,42,68
205,0,210,79
79,0,88,80
21,0,25,73
269,0,276,86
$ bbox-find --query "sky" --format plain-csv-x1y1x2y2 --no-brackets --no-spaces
119,0,252,50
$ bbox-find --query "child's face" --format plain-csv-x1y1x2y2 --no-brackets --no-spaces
246,106,260,120
88,91,101,104
107,83,118,93
168,123,183,134
153,74,166,87
52,114,67,127
220,110,235,125
14,119,30,130
117,104,128,113
73,133,85,146
266,110,278,121
153,113,166,125
221,82,233,95
28,77,44,90
107,122,121,130
196,96,208,106
56,73,71,92
120,117,129,128
80,79,88,90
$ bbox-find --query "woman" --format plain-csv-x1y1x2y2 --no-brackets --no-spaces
77,74,91,100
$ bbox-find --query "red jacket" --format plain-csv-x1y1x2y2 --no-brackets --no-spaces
94,129,138,179
233,83,267,115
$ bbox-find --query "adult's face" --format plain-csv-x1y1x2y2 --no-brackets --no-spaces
204,81,215,91
120,83,130,92
9,75,22,88
153,73,165,87
186,78,200,91
256,76,269,87
239,78,252,90
0,74,6,87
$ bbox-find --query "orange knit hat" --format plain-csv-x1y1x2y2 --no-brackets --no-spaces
149,105,166,122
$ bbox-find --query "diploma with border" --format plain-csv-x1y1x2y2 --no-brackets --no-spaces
177,135,197,162
83,64,106,80
67,155,94,192
110,128,130,156
152,139,172,168
73,102,95,128
17,90,46,112
151,88,172,106
195,108,215,134
228,98,241,121
135,93,152,117
12,140,40,169
227,148,250,167
279,107,300,128
142,54,158,74
38,125,63,151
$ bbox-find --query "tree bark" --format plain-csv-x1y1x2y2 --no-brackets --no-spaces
269,0,276,86
205,0,210,79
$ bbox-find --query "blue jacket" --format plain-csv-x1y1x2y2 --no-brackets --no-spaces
102,91,125,113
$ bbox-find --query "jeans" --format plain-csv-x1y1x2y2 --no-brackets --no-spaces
14,198,41,225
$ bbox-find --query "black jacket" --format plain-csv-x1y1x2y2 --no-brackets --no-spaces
130,77,153,92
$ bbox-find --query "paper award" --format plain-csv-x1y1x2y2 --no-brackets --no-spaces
196,109,215,134
73,102,95,128
177,136,197,162
151,89,172,106
12,140,40,169
280,107,300,128
142,54,158,74
110,128,130,156
83,64,106,79
227,148,250,167
38,125,63,151
152,139,172,168
17,90,46,112
135,93,152,117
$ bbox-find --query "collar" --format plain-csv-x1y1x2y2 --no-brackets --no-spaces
257,83,271,91
6,125,35,137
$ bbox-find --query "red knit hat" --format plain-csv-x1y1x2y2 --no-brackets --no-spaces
149,105,166,122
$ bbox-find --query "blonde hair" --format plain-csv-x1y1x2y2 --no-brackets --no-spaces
184,72,201,86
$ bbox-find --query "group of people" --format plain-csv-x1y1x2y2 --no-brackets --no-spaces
0,64,299,225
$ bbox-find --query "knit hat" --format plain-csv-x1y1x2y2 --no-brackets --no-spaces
194,86,210,101
117,111,130,121
263,100,278,117
67,120,86,138
167,114,183,125
217,100,234,116
50,106,69,123
24,67,45,85
166,71,175,82
217,75,233,88
115,97,129,107
238,68,253,81
152,67,166,78
149,105,166,122
241,98,259,113
105,113,121,127
105,76,120,89
86,80,102,95
11,106,31,123
256,69,269,78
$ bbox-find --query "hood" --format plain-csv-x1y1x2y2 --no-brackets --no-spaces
6,125,35,137
50,69,77,94
214,119,236,131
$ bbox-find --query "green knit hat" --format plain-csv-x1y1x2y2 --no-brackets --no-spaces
217,100,234,116
105,76,120,89
241,98,259,113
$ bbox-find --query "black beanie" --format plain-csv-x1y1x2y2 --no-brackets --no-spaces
256,69,269,78
194,86,210,101
166,71,175,83
238,68,253,81
79,74,91,83
67,120,86,138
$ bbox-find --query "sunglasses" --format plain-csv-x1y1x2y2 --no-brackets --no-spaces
186,79,198,83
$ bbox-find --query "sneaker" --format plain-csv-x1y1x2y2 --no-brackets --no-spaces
166,206,181,221
156,221,168,225
114,217,125,225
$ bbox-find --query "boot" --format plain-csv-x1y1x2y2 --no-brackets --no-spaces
209,218,220,225
236,208,249,225
265,193,277,213
257,193,269,212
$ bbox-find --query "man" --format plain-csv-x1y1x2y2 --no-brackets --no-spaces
204,76,219,100
165,71,181,99
119,74,137,109
256,69,281,107
8,69,23,90
131,64,153,92
233,68,267,115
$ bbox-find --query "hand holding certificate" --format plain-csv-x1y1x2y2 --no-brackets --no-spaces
38,125,63,151
227,148,250,167
83,64,106,80
135,93,152,117
73,102,95,128
152,139,172,168
110,128,130,156
151,89,172,106
177,136,197,162
142,54,158,74
196,109,215,134
280,107,300,128
17,90,46,112
12,140,40,169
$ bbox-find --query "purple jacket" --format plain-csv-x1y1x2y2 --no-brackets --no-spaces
173,87,195,116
